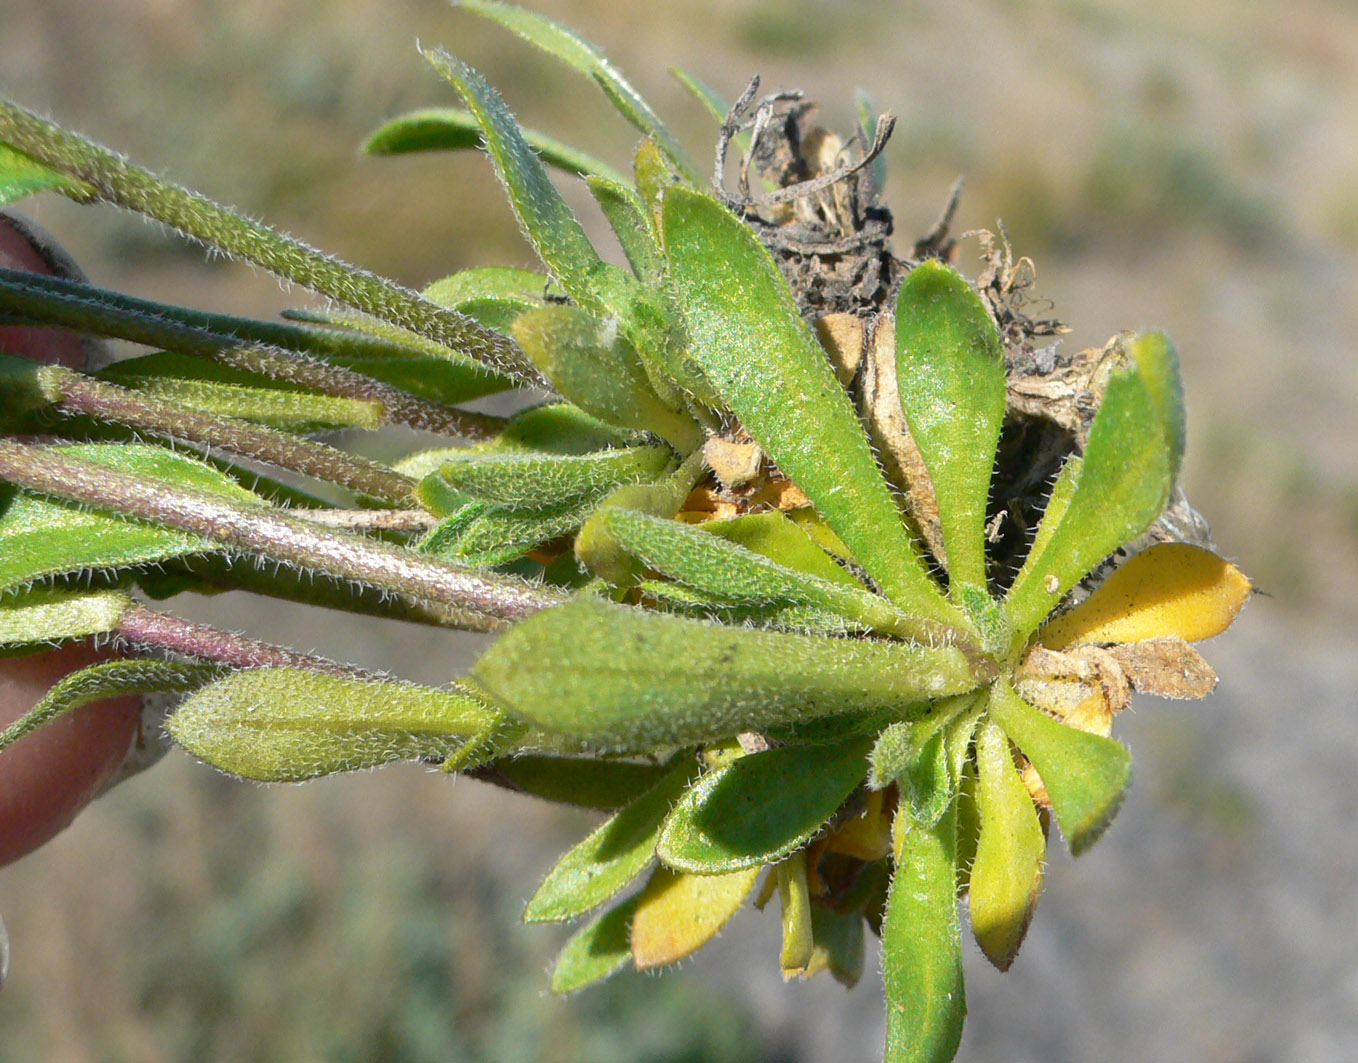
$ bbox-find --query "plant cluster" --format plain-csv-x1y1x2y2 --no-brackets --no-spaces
0,3,1249,1060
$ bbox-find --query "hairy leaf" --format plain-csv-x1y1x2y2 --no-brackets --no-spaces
0,588,133,647
549,895,641,994
0,143,93,204
1005,338,1182,639
968,718,1046,970
0,658,219,753
629,864,760,970
491,754,671,810
455,0,700,182
894,259,1006,592
473,597,991,751
657,736,872,873
986,678,1131,856
883,806,966,1063
660,186,963,629
364,106,629,184
524,755,697,923
167,669,507,782
0,444,262,595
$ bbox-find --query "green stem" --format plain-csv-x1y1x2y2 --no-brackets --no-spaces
0,439,567,631
0,99,537,382
0,268,509,440
42,367,416,505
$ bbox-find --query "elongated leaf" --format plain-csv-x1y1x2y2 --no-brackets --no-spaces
418,498,595,569
130,378,383,431
167,669,506,782
658,736,870,873
422,266,552,308
512,306,701,450
700,512,862,587
455,0,701,182
637,579,865,636
894,259,1006,592
573,449,707,585
0,444,262,595
423,51,618,310
803,907,867,988
660,187,963,629
968,717,1046,970
586,176,666,286
364,106,629,184
492,754,671,810
473,597,991,751
986,678,1131,855
629,864,760,970
1005,339,1181,639
595,509,941,640
549,895,641,994
1129,332,1185,487
524,755,697,923
870,696,973,827
0,143,93,204
883,806,966,1063
0,588,133,646
777,852,815,974
424,445,673,511
0,658,219,753
1038,542,1251,648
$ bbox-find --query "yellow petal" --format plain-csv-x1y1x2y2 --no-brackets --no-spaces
630,864,761,970
1039,543,1251,649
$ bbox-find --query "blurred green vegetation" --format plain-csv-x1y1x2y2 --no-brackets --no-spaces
2,0,1356,1058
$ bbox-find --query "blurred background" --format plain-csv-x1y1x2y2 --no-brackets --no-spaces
2,0,1356,1059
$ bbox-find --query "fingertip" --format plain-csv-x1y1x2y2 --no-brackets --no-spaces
0,643,143,867
0,209,91,369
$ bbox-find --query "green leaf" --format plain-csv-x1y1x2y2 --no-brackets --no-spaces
660,186,963,630
0,444,261,596
422,266,553,308
523,755,697,923
699,512,862,587
491,754,671,810
804,906,867,988
327,351,514,406
855,91,888,192
968,717,1046,971
1129,331,1185,488
455,0,701,183
423,51,621,310
1005,339,1181,639
167,669,508,782
0,143,93,204
0,658,219,753
511,306,701,450
586,176,666,286
0,588,133,647
656,735,871,873
636,579,868,636
124,378,383,431
422,445,674,511
776,851,814,974
363,106,630,185
986,678,1131,855
869,696,974,828
474,597,991,751
594,508,937,640
549,895,641,994
883,806,966,1063
417,498,595,569
894,259,1007,593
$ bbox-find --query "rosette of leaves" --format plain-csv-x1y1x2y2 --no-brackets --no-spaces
0,3,1251,1061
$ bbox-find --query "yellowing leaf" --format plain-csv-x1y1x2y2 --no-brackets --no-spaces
630,865,760,970
1039,543,1251,649
968,718,1046,971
